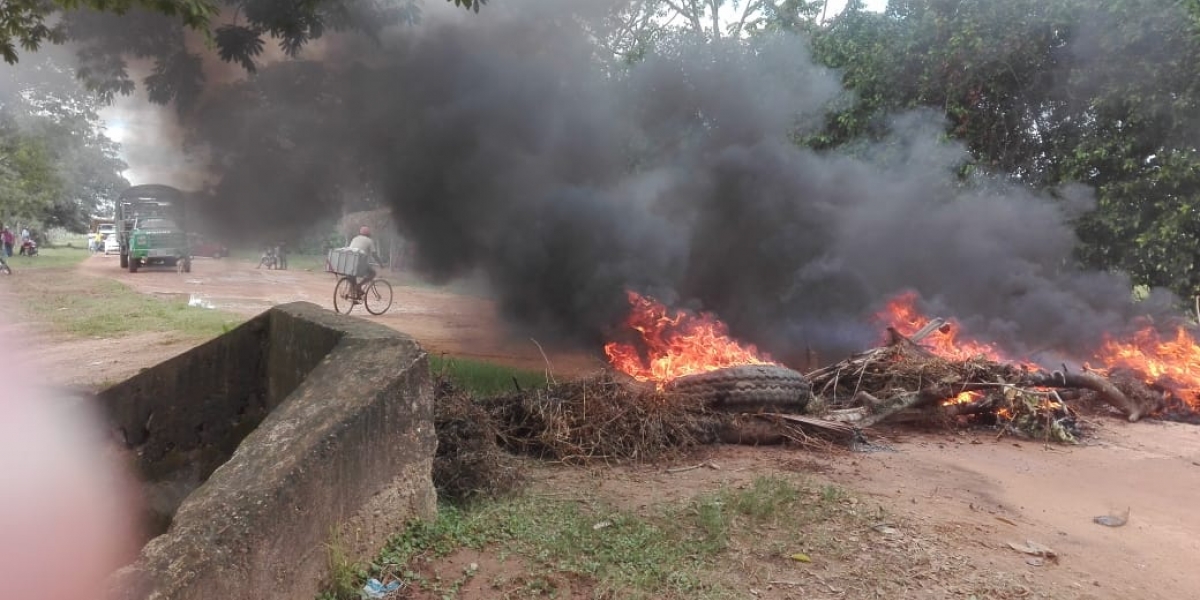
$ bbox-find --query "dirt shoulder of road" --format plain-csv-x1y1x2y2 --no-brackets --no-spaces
10,253,1199,599
76,253,605,378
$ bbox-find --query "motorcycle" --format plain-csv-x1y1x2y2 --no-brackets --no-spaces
257,246,278,270
18,239,37,257
256,244,288,270
0,256,10,275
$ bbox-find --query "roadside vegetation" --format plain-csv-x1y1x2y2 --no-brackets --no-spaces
319,361,1053,600
428,355,547,395
4,246,243,338
322,474,874,600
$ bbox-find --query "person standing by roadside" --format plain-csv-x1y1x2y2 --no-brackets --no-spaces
1,227,13,257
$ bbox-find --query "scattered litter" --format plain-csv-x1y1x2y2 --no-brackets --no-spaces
1025,557,1046,567
789,553,812,563
871,524,900,536
1007,540,1058,563
188,294,216,309
361,578,402,599
666,461,720,474
592,520,612,531
1093,508,1130,527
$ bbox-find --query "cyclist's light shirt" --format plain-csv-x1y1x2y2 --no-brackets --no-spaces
348,235,376,255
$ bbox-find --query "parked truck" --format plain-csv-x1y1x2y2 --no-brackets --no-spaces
116,184,192,273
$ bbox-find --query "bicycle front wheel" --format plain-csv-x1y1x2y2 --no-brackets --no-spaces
333,277,357,314
364,279,393,315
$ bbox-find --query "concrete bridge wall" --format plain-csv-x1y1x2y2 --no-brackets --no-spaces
99,301,437,600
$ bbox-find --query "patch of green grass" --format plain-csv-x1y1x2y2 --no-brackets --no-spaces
332,475,851,600
1,246,243,339
429,355,547,395
19,273,243,338
3,245,90,270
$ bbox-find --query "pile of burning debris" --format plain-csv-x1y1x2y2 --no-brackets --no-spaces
434,291,1200,490
604,290,1200,445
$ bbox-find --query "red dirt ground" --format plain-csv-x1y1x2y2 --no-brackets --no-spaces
64,254,606,381
26,255,1200,599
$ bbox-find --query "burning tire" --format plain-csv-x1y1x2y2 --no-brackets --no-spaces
667,364,811,412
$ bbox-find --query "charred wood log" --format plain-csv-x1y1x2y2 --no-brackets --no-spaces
1024,370,1156,422
858,387,950,428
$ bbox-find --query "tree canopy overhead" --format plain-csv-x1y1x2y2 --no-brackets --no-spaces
0,0,486,111
0,51,128,231
4,0,1199,307
800,0,1200,299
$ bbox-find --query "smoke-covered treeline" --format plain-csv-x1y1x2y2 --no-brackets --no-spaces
146,0,1194,364
40,0,1200,363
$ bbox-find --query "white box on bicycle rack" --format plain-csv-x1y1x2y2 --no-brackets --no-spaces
328,248,366,276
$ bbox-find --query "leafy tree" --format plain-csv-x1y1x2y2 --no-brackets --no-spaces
800,0,1200,300
0,115,65,226
0,51,128,230
596,0,824,64
0,0,484,112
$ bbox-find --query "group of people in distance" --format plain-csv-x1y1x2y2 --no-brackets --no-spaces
0,226,35,257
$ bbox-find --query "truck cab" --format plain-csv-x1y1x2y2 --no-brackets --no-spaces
115,184,192,273
125,216,190,272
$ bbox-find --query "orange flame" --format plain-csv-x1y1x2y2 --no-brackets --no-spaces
943,391,980,407
875,292,1009,362
1093,326,1200,406
604,291,775,386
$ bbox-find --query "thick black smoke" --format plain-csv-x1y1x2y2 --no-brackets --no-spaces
188,0,1182,364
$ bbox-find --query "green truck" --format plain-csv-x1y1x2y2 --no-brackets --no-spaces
116,184,192,273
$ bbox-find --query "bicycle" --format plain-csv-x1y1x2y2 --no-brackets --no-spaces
333,271,393,315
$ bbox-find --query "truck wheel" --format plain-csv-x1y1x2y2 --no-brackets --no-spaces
666,364,812,412
119,253,128,268
128,257,139,273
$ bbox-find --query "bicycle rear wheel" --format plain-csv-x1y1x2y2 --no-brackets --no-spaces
364,279,393,315
333,277,357,314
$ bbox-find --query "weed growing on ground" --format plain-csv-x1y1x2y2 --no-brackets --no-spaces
325,475,857,600
318,528,369,600
429,354,547,395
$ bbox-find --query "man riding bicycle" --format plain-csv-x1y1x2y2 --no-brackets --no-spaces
348,226,383,298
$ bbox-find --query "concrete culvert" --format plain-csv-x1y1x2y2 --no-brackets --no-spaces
97,302,437,600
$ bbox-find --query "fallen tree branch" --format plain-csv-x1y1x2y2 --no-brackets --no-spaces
1024,370,1147,422
858,387,949,428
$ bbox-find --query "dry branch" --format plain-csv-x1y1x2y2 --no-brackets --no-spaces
1024,370,1149,421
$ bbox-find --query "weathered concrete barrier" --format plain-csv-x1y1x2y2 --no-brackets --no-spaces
100,301,437,600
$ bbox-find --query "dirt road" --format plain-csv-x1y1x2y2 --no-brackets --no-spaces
825,422,1200,599
76,253,605,376
32,254,1200,599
